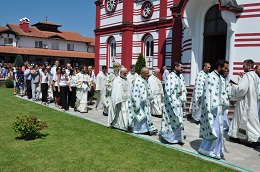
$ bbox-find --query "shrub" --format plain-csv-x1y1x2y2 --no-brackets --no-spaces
14,54,24,67
5,78,14,88
12,115,47,140
135,53,146,75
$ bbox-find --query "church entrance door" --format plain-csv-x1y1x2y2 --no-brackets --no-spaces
203,5,227,70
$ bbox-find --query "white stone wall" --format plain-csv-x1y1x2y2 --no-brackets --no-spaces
165,27,172,68
16,37,88,52
99,32,122,73
0,33,17,46
100,2,123,29
133,0,160,25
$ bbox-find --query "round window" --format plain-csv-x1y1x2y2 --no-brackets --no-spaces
105,0,118,13
141,1,154,19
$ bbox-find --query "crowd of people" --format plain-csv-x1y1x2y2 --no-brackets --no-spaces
10,58,260,160
12,61,96,112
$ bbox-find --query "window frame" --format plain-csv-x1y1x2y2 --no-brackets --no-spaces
67,44,74,51
51,42,59,50
4,37,13,45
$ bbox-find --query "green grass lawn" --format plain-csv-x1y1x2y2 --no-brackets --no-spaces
0,87,236,172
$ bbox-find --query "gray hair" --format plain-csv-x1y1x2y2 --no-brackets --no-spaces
153,67,160,72
141,67,149,73
120,67,128,73
204,63,211,66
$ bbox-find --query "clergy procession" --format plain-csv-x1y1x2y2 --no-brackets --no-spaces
14,58,260,161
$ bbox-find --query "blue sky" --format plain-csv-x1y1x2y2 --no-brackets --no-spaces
0,0,96,37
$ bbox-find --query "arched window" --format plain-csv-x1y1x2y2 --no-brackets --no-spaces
108,37,116,67
143,35,154,68
204,5,227,34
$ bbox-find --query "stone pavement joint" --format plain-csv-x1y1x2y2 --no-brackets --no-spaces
16,96,259,172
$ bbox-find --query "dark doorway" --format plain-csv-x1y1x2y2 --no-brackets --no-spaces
203,5,227,70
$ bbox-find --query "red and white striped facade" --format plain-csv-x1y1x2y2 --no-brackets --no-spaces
95,0,260,85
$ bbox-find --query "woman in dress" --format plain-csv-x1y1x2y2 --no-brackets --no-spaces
15,67,24,97
15,67,24,96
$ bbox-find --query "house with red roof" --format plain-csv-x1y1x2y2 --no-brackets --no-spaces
0,17,95,67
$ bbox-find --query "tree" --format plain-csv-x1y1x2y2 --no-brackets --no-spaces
14,55,24,67
135,53,146,75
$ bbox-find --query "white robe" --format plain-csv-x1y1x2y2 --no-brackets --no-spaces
103,72,118,114
148,74,164,116
128,77,158,134
159,72,187,144
257,77,260,123
223,78,231,131
190,70,208,121
198,71,229,159
108,76,129,131
74,72,90,113
228,71,260,142
96,71,107,111
127,72,139,91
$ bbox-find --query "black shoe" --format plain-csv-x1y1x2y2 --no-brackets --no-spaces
229,136,241,143
195,121,200,125
103,112,108,116
251,142,260,148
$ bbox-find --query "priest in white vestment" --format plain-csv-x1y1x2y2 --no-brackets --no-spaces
103,62,120,116
255,65,260,123
190,63,211,123
96,66,108,111
74,66,90,113
198,59,230,160
127,64,139,90
108,68,129,131
223,69,231,131
148,68,164,116
228,59,260,144
128,67,158,135
159,62,187,144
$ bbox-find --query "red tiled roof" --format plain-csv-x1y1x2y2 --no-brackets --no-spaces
0,26,9,32
6,23,93,43
0,46,94,59
32,21,62,27
85,37,95,46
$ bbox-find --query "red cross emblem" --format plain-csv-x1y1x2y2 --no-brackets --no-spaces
147,58,152,66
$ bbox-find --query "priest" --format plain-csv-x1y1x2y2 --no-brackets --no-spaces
96,65,108,111
198,59,229,159
148,67,164,116
128,67,158,135
103,62,121,116
159,62,187,144
74,66,90,113
255,65,260,122
228,59,260,145
190,63,211,123
108,68,129,131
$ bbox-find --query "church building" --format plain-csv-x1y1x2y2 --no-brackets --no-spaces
94,0,260,85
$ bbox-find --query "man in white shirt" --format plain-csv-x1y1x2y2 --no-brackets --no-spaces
96,66,108,111
51,60,59,77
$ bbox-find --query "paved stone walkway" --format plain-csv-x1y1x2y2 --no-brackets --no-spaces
18,96,260,172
